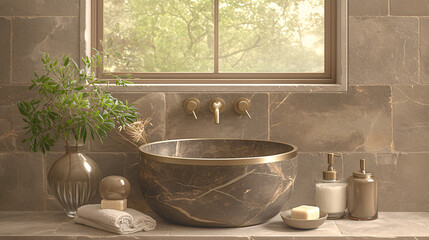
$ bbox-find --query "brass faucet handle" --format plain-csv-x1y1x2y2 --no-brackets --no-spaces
234,97,251,119
244,109,251,119
184,98,200,120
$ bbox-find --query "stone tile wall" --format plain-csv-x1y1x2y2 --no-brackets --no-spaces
1,0,429,212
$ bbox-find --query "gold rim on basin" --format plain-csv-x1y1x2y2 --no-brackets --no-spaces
138,138,298,166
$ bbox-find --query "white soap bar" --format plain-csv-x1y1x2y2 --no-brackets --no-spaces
101,199,127,211
291,205,320,220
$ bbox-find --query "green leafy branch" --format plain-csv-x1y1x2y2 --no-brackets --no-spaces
17,51,139,153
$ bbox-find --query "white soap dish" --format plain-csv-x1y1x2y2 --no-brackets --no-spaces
280,210,328,230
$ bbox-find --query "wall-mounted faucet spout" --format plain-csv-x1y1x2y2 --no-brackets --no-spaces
213,101,221,124
209,98,226,124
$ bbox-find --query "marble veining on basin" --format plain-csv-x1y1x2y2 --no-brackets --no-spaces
138,139,298,227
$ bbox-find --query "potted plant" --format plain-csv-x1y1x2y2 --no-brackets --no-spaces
17,52,138,217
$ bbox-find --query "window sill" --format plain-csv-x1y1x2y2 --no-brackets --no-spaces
105,82,348,92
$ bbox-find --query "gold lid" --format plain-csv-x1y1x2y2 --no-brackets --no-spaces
352,159,374,178
323,153,340,180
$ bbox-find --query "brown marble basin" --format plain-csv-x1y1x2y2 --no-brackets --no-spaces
138,139,298,227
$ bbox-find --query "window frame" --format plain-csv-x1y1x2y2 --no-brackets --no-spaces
90,0,348,91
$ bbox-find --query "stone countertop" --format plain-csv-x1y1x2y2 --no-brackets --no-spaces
0,212,429,239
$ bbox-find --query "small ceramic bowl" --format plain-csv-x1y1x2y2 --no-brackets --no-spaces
280,210,328,230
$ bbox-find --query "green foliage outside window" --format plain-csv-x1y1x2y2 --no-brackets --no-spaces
103,0,324,73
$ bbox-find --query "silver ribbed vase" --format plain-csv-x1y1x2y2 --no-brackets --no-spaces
48,145,101,217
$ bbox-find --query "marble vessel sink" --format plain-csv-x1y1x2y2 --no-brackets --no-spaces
138,139,298,227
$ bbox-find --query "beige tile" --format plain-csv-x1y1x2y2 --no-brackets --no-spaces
44,196,63,211
270,86,392,152
0,105,16,151
393,85,429,151
349,17,418,84
12,17,79,83
0,212,69,236
166,93,268,140
145,215,340,238
379,153,429,211
0,86,31,105
86,153,126,179
0,86,42,152
0,17,10,84
391,0,429,16
124,152,151,212
90,92,166,152
336,212,429,237
0,152,45,211
420,18,429,83
0,0,79,16
349,0,388,16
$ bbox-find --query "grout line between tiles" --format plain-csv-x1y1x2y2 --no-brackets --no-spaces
78,0,82,71
388,0,391,16
390,85,395,152
333,219,344,237
42,154,48,194
41,154,48,211
418,16,422,84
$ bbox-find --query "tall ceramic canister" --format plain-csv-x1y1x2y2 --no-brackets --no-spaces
315,153,347,219
347,159,378,220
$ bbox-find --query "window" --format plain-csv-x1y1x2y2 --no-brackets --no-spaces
92,0,344,87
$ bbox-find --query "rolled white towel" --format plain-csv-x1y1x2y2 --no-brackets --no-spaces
75,204,156,234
